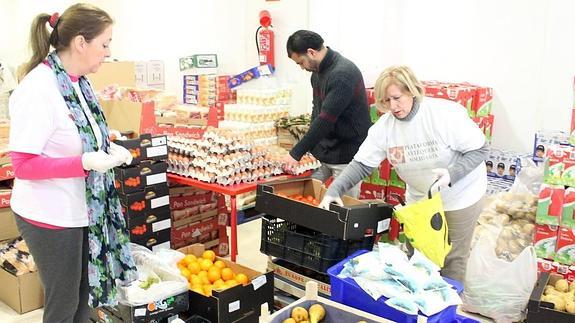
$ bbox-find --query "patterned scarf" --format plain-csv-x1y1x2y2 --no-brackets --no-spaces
45,52,136,307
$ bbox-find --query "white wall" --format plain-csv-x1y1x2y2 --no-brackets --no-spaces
3,0,574,152
310,0,575,153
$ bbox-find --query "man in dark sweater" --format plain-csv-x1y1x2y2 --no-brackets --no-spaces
284,30,371,197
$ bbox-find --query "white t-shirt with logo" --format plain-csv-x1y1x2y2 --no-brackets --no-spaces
354,97,487,211
9,64,102,227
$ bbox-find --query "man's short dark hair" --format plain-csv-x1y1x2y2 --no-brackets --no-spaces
536,144,545,152
286,30,324,56
486,160,493,166
497,163,505,169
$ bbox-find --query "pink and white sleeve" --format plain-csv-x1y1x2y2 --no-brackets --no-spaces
11,152,87,180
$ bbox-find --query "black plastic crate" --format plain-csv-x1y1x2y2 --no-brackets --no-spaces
260,216,375,273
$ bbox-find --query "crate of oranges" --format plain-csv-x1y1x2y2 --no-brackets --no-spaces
176,243,274,322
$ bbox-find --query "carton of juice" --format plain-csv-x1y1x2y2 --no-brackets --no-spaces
535,184,564,226
534,224,558,260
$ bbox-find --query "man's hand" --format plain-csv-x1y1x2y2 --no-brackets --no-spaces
281,154,299,173
318,195,344,210
430,168,451,193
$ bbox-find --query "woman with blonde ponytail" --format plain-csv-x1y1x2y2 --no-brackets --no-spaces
9,4,136,322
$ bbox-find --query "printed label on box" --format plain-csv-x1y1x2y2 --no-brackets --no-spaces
147,173,167,186
152,240,170,251
151,195,170,209
147,146,168,158
228,300,240,313
377,218,391,233
152,219,171,232
251,275,267,290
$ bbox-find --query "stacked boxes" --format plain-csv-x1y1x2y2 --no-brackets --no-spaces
168,186,229,256
114,134,171,251
182,74,235,106
533,130,569,163
423,81,494,141
534,168,575,273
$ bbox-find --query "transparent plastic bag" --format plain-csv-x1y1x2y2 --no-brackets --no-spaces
463,226,537,322
116,244,188,306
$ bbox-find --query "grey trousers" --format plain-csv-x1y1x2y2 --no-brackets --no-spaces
440,197,485,285
14,214,90,323
312,162,362,198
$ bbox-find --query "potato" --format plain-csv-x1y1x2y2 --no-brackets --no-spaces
500,213,511,225
544,285,559,296
556,279,570,293
570,281,575,292
552,297,566,311
522,223,535,235
499,228,513,240
566,300,575,314
508,240,524,254
495,201,509,213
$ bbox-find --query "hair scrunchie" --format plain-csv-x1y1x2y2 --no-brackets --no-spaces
49,12,59,28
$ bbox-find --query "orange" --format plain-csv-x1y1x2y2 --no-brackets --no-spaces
225,279,239,288
202,250,216,262
203,285,213,297
235,273,249,285
187,262,201,275
214,260,226,269
198,271,208,279
200,259,213,271
189,275,202,286
221,268,234,281
207,267,221,283
213,279,225,290
183,254,197,264
180,268,191,279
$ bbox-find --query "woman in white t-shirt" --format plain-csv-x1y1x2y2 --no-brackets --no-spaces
9,4,135,321
320,66,488,284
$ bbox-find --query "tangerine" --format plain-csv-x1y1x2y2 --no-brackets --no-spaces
235,273,249,285
207,267,222,283
221,268,234,281
202,250,216,262
187,262,201,275
214,260,226,269
200,259,213,271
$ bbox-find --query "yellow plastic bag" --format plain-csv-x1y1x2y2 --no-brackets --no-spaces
392,185,452,267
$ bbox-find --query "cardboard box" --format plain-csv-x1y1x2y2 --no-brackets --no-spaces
115,161,167,194
89,61,135,91
170,215,226,249
0,207,19,241
126,205,171,237
527,272,575,322
0,188,12,208
0,267,43,314
130,227,171,251
554,227,575,265
534,224,559,259
359,182,386,200
178,244,273,322
101,100,157,137
256,178,392,240
268,258,331,297
114,134,168,164
536,184,565,226
170,191,214,211
423,81,475,113
104,291,188,323
120,184,170,219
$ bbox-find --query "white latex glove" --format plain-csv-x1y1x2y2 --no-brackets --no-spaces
82,150,125,173
430,168,451,193
318,195,344,210
109,142,133,166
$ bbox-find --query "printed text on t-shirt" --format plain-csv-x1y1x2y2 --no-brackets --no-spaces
389,140,439,164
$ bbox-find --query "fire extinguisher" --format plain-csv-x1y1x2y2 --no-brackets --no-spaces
256,10,275,68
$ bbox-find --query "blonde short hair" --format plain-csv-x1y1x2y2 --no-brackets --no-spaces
374,66,424,111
